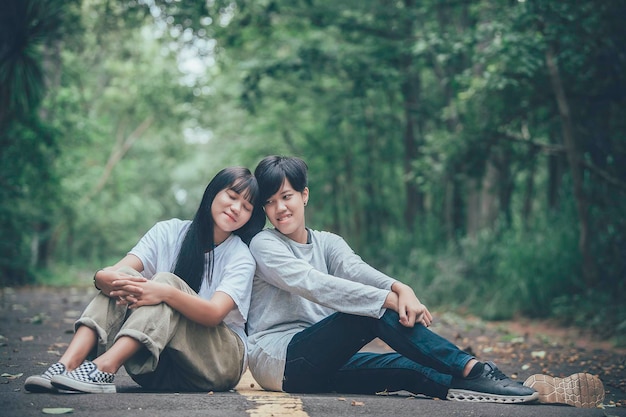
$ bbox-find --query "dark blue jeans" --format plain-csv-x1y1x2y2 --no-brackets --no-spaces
283,310,472,398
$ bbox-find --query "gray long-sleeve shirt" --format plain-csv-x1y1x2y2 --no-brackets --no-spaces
247,228,397,391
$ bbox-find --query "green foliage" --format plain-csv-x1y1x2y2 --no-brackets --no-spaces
2,0,626,342
552,290,626,346
389,206,582,322
0,0,67,121
0,0,74,285
33,262,99,287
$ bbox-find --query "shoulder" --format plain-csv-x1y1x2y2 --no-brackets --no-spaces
140,219,191,249
224,234,252,252
250,229,284,249
310,230,355,259
310,229,345,246
149,218,190,234
250,229,298,261
311,229,340,240
220,235,255,261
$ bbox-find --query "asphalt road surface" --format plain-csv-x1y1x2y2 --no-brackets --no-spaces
2,286,624,417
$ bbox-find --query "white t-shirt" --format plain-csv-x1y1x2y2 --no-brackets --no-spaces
128,218,256,370
247,228,397,391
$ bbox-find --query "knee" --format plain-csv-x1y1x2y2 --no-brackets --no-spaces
381,309,400,324
149,272,197,295
152,272,181,286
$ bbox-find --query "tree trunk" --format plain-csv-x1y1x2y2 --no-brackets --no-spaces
400,72,423,229
547,132,563,210
497,147,514,228
445,180,455,241
480,160,500,230
522,149,538,230
33,37,63,268
466,177,480,237
399,0,424,230
545,45,597,286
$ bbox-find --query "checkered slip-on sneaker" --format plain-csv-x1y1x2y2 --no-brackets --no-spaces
523,373,605,408
24,362,67,393
51,360,116,393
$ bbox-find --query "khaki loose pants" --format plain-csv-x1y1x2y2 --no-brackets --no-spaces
77,268,244,392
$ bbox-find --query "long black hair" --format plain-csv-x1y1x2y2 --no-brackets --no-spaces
254,155,308,204
173,167,266,292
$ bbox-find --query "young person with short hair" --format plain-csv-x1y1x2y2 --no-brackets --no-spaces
246,155,605,408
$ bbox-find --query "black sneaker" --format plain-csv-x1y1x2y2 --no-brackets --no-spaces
523,373,604,408
447,361,538,404
51,360,116,393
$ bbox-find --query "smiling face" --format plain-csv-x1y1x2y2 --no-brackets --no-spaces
263,179,309,244
211,187,254,244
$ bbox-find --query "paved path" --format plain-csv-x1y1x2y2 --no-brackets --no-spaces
1,286,624,417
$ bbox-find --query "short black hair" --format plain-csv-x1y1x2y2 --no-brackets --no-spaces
254,156,308,203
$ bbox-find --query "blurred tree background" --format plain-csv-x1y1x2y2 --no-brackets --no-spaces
1,0,625,344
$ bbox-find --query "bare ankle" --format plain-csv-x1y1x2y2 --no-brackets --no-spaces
92,358,119,375
59,358,84,372
463,359,479,378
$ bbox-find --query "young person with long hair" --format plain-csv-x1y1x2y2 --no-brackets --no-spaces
245,155,605,408
24,166,266,394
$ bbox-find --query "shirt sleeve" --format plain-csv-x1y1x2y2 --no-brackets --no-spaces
215,243,256,321
323,232,398,290
250,231,390,318
128,219,185,278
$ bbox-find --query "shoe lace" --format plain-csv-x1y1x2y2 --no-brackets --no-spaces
486,366,508,381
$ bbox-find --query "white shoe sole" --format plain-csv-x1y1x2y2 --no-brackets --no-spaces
523,373,604,408
447,388,539,403
24,375,56,393
51,375,116,394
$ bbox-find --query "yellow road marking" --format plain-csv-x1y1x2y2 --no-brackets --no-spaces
236,369,309,417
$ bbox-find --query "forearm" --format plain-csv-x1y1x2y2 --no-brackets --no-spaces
94,255,144,296
383,282,417,311
391,281,415,297
383,290,399,312
390,281,433,327
162,288,233,327
93,269,121,297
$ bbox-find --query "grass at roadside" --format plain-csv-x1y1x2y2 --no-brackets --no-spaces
32,262,115,287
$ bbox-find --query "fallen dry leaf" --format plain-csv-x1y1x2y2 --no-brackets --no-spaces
30,313,48,324
531,351,546,359
42,408,74,414
1,373,23,380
